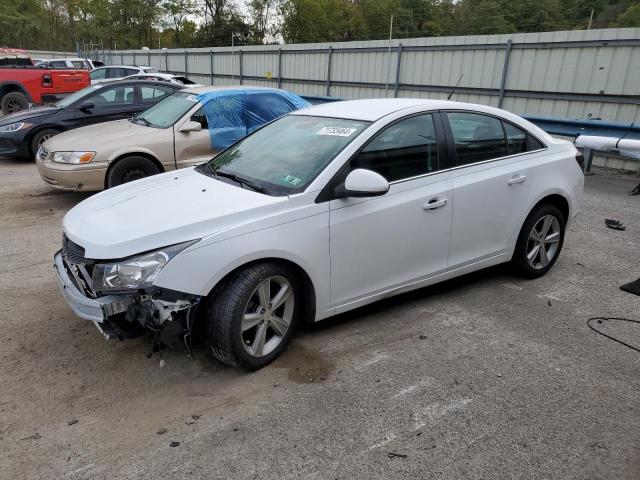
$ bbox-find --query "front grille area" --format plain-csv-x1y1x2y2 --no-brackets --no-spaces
61,234,96,298
62,234,87,264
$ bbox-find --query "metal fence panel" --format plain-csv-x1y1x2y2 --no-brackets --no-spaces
100,27,640,123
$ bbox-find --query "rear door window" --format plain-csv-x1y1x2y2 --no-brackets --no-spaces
87,85,135,105
446,112,508,165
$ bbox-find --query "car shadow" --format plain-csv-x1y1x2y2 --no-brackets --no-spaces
303,263,514,333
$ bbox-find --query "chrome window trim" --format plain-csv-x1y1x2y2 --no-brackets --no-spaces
388,147,548,185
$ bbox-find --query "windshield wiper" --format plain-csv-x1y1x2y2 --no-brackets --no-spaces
215,170,266,193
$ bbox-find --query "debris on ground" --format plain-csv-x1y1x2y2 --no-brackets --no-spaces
605,219,626,231
418,335,428,340
20,433,41,441
169,441,180,447
387,452,408,459
67,419,78,426
156,428,167,435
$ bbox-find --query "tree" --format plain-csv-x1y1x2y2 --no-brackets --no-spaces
162,0,198,46
617,3,640,27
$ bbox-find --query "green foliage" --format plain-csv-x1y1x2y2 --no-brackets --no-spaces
0,0,636,51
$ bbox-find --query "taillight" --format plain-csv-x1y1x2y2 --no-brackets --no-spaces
575,151,585,169
41,73,52,87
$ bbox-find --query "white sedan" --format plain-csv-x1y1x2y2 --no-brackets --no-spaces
54,98,584,370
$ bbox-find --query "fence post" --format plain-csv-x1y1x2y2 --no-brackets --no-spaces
165,50,168,72
394,43,403,98
210,50,214,85
277,48,283,89
239,49,243,85
148,50,151,67
498,39,512,108
184,51,188,76
326,46,333,96
133,51,136,65
120,52,123,64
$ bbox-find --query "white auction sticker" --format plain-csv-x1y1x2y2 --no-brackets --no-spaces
317,127,357,137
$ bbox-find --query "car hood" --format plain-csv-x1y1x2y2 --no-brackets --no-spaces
63,167,285,259
0,106,58,125
44,119,153,151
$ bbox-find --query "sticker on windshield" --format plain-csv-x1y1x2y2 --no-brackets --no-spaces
186,95,199,102
316,126,357,137
281,174,302,186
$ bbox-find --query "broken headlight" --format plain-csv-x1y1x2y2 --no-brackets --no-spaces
91,240,197,293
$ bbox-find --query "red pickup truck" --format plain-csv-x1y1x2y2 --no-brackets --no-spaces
0,48,90,115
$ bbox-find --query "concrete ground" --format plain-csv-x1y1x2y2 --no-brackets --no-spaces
0,158,639,480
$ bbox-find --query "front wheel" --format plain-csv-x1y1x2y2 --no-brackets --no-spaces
30,128,60,157
512,204,565,278
106,156,160,189
207,262,300,370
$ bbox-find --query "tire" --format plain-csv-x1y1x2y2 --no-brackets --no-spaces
106,156,161,188
30,128,60,157
207,262,301,370
512,204,565,278
1,91,29,115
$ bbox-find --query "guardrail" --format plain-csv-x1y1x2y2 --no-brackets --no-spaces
523,116,640,140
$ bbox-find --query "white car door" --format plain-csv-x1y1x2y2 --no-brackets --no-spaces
328,113,453,310
444,111,544,269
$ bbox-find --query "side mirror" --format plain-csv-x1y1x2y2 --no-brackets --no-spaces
336,168,390,198
78,100,94,111
179,121,202,133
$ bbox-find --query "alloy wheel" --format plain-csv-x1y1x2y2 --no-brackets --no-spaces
526,215,561,269
6,100,22,114
241,275,294,357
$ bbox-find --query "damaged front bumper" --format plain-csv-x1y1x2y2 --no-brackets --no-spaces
54,250,200,344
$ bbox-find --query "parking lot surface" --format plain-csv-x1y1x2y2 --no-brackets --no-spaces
1,158,639,479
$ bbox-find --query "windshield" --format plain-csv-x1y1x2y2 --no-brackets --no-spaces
134,91,199,128
55,84,103,108
199,115,370,196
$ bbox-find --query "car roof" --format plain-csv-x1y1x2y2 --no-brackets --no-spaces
290,98,484,121
185,85,284,95
95,79,186,89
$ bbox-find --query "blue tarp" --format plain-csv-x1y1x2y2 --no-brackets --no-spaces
195,89,310,150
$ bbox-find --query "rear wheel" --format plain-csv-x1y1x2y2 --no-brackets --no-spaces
207,262,300,370
30,128,60,157
512,204,565,278
1,91,29,115
106,156,160,188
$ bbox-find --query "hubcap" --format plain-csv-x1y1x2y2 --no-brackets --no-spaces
122,168,146,183
241,275,294,357
38,134,55,147
7,100,22,113
526,215,561,269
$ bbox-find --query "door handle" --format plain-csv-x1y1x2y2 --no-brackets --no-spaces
508,174,527,186
423,198,447,210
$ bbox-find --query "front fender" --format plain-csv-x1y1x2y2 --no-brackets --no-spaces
153,209,330,319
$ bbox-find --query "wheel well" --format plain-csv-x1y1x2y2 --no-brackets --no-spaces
0,84,28,99
531,194,569,224
208,258,317,323
105,152,164,188
27,126,64,156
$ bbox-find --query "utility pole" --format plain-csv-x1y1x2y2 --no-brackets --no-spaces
588,8,594,30
385,15,394,95
231,33,235,81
